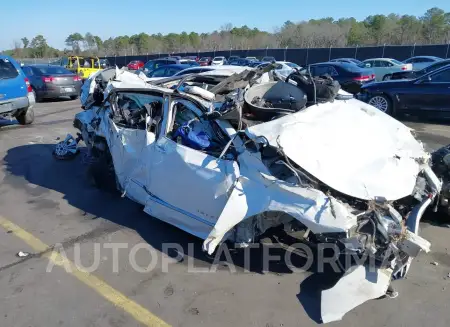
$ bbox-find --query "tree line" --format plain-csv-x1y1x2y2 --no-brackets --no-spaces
3,7,450,58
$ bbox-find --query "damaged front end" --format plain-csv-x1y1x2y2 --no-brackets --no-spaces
431,143,450,216
201,99,442,323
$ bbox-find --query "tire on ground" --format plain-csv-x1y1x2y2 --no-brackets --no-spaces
16,107,35,125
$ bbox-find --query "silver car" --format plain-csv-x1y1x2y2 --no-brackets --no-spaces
362,58,413,81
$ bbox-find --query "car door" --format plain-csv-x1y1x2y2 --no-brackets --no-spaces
373,60,391,81
145,96,240,238
107,91,164,204
402,67,450,112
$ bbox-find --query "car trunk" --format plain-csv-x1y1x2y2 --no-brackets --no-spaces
45,74,77,87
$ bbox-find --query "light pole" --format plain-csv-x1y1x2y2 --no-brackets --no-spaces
284,46,288,61
382,43,386,58
355,45,358,59
328,45,332,61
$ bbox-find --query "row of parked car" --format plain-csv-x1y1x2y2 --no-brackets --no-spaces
136,54,450,116
0,55,85,126
1,52,448,128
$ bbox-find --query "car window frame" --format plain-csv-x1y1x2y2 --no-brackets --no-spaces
428,67,450,83
0,58,20,80
150,67,169,78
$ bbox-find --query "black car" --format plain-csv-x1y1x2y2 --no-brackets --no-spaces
228,58,254,67
390,59,450,80
262,56,276,62
228,55,240,62
330,58,363,65
21,65,82,101
358,65,450,115
142,58,179,72
306,62,375,94
100,59,111,69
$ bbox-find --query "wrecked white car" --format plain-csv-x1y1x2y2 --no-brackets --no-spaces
73,67,441,323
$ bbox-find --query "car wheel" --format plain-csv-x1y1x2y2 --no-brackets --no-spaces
70,95,78,100
368,94,392,115
382,74,392,81
16,107,35,125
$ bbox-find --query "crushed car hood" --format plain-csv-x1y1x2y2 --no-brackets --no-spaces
246,98,428,201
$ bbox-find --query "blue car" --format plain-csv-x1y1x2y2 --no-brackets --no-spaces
146,64,193,78
0,55,35,125
403,56,443,71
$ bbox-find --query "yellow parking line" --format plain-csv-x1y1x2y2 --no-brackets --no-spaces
0,216,171,327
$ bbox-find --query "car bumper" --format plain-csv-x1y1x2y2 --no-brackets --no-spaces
0,94,34,115
356,92,370,102
38,85,81,99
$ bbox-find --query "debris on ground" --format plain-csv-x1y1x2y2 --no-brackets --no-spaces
16,251,30,258
188,308,199,315
431,261,439,266
163,284,174,297
53,134,81,160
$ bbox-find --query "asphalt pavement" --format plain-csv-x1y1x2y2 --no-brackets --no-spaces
0,99,449,327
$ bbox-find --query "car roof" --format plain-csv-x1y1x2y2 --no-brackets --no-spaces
311,61,363,69
27,64,67,68
409,56,442,60
332,58,359,61
363,58,394,61
157,64,191,69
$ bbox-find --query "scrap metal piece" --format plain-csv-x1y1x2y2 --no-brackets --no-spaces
321,266,392,323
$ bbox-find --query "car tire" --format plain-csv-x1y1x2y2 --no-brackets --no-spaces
16,107,35,125
70,95,79,100
368,94,393,115
88,147,119,193
382,74,392,81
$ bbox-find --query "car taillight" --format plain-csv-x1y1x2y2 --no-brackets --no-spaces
353,75,371,82
42,76,55,83
24,78,32,92
73,76,81,82
401,66,408,71
371,74,375,79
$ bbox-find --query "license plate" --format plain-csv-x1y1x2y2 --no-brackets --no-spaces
64,87,74,93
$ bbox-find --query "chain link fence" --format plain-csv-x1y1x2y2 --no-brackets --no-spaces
14,58,61,65
101,43,450,68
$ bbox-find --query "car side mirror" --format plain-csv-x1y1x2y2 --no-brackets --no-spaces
365,64,371,68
